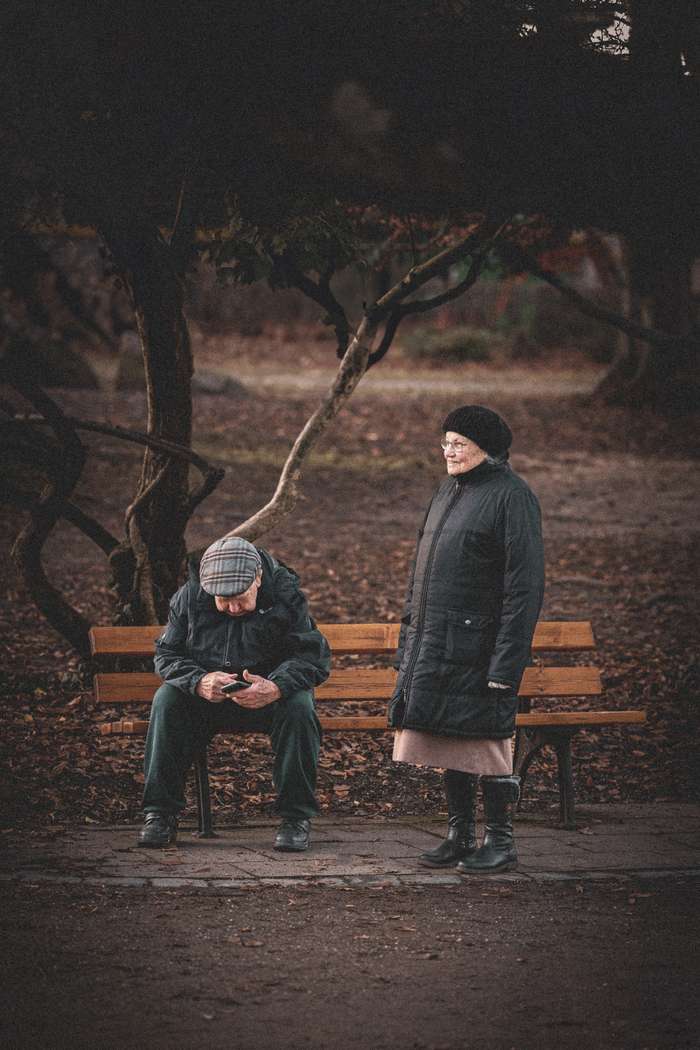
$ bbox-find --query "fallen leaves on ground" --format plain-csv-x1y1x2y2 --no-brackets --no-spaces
1,382,698,828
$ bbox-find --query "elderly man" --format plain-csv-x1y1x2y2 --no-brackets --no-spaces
137,538,330,852
391,405,544,873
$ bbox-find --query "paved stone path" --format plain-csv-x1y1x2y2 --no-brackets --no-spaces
2,804,699,890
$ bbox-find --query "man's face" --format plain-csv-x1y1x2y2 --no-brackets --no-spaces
442,430,488,475
214,572,262,617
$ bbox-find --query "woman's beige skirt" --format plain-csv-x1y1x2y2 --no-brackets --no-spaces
393,728,513,776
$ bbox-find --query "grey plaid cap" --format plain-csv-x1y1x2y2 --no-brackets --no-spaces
199,538,262,596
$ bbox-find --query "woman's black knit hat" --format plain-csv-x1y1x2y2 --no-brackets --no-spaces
442,405,512,457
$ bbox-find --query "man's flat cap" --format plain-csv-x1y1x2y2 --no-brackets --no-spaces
200,538,262,597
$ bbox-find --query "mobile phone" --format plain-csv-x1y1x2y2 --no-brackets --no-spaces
221,679,250,694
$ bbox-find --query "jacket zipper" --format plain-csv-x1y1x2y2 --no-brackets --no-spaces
224,617,233,668
401,480,462,704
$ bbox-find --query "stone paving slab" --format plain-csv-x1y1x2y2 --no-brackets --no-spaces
1,804,699,889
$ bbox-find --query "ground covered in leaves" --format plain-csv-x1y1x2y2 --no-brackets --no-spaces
2,876,699,1049
1,337,699,829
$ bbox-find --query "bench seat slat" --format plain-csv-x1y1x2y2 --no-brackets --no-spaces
89,620,596,657
98,709,645,736
94,665,603,704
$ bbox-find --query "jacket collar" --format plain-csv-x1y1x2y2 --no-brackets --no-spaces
256,548,279,610
455,457,509,487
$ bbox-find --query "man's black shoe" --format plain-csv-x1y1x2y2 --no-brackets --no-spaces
274,819,310,852
137,811,178,848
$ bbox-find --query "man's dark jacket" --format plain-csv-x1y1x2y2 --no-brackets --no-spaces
390,460,544,738
154,548,331,698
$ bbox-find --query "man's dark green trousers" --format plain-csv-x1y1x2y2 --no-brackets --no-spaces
143,683,322,821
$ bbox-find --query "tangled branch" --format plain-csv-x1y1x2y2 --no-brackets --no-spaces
502,242,698,354
228,217,507,541
5,378,92,656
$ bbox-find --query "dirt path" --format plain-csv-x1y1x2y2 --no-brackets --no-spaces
2,877,698,1050
230,365,604,398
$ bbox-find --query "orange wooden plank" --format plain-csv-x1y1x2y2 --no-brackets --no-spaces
90,620,595,657
320,716,388,730
533,620,595,650
517,710,645,726
94,669,401,703
95,673,158,703
90,626,162,656
317,667,600,701
519,665,602,697
94,665,602,704
98,708,645,737
98,717,392,734
318,669,394,699
99,720,149,735
89,623,401,656
321,624,400,653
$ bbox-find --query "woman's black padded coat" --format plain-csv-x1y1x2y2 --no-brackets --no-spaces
389,459,544,739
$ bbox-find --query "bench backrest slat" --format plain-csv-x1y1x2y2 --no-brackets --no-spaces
89,619,595,657
94,665,602,704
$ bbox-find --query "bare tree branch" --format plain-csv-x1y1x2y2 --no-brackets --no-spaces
169,173,188,249
225,313,377,541
0,482,119,555
6,379,92,657
3,399,226,635
366,311,402,369
397,226,504,316
226,218,506,541
284,257,351,355
4,408,225,552
12,413,221,479
124,461,171,529
504,242,697,352
366,220,507,368
187,465,227,517
169,171,200,271
371,219,503,317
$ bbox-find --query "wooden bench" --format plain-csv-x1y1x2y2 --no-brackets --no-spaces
91,620,645,834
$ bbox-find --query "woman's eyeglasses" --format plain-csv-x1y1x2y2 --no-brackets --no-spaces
440,440,470,452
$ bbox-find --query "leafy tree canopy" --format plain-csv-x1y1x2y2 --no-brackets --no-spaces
1,1,698,248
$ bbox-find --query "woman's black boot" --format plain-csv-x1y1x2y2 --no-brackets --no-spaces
419,770,478,867
457,775,520,875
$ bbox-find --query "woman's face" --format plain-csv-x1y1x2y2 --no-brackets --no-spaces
442,430,487,476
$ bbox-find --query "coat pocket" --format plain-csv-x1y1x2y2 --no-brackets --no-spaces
388,690,406,728
444,610,496,665
489,687,519,736
445,687,519,737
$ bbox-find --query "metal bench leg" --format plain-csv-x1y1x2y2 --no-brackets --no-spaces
193,746,217,838
514,728,546,810
554,734,576,830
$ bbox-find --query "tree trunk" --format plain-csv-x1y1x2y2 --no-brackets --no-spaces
595,2,698,410
596,243,696,410
101,221,193,623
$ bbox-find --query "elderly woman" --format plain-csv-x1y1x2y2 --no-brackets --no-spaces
391,405,544,873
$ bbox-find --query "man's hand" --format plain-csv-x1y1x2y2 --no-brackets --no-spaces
229,670,282,709
195,670,281,707
196,671,240,703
